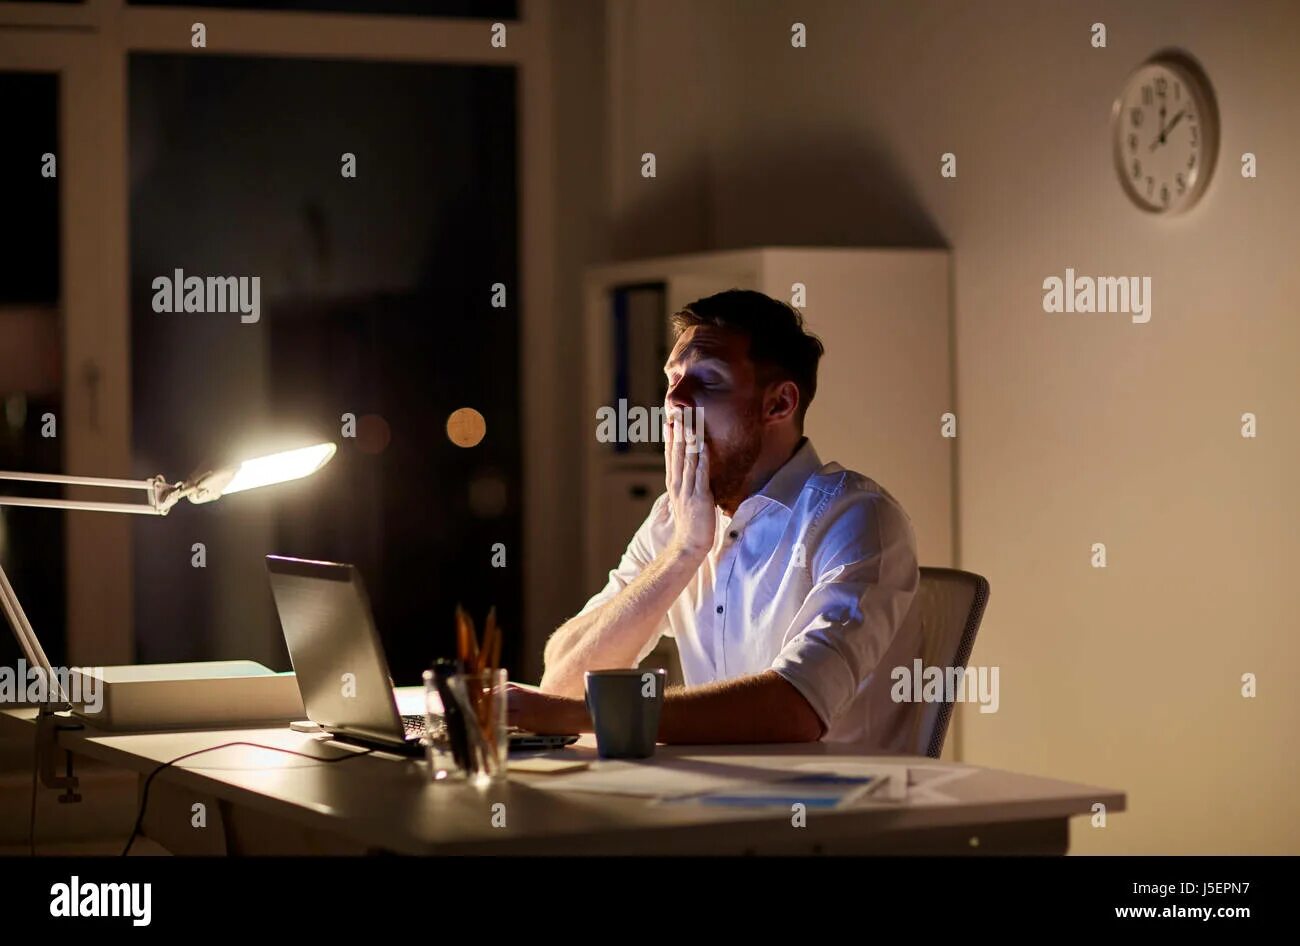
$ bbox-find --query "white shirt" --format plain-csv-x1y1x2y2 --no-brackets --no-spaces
576,438,922,747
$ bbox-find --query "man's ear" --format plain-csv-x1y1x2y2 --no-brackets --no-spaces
764,379,799,425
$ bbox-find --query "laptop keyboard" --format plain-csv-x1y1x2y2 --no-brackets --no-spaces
405,714,527,741
402,714,430,740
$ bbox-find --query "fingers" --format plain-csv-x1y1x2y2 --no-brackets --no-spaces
681,413,698,499
663,408,674,493
665,408,676,491
695,432,710,498
665,407,684,496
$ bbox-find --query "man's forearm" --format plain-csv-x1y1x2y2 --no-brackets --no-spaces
548,670,825,743
654,670,826,744
540,544,705,698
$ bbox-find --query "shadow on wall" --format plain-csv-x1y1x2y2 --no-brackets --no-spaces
612,127,949,256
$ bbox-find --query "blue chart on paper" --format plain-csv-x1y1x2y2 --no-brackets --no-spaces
675,773,880,810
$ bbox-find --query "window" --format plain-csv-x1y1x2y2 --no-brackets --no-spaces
127,0,517,17
0,71,65,667
129,54,520,679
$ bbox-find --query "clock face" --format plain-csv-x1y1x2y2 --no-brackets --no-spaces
1112,59,1218,214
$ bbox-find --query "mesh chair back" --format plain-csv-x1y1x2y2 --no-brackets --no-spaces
895,567,991,758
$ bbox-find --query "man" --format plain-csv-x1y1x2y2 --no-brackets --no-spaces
507,289,920,745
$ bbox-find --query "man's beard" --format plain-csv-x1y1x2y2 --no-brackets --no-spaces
706,398,763,512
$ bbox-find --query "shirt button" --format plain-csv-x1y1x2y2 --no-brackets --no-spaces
716,605,724,614
728,530,738,539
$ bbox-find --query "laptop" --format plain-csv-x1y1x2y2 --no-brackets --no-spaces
266,554,579,755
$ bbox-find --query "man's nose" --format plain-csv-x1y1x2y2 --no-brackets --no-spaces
665,376,698,409
665,388,705,442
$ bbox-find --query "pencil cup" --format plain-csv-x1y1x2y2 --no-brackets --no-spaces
423,669,460,782
447,668,509,785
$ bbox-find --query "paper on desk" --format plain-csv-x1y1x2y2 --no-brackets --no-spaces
788,761,909,800
528,756,913,801
508,757,590,774
526,759,796,798
651,772,884,810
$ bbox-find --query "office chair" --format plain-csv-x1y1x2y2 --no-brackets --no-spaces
899,567,991,759
638,566,989,756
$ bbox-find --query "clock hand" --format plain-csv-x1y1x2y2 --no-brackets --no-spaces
1148,102,1166,152
1149,108,1187,151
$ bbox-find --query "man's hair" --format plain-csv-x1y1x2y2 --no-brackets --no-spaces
670,289,825,430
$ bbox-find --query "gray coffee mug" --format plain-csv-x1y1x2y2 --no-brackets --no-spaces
585,669,666,759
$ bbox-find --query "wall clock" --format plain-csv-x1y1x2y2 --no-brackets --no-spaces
1112,54,1219,214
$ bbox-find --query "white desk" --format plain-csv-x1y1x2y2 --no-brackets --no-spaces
1,689,1124,855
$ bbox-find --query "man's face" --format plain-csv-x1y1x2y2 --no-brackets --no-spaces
663,325,765,510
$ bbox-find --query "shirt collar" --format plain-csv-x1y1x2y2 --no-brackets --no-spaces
751,437,821,512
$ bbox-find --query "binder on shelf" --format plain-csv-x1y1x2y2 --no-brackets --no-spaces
610,282,668,454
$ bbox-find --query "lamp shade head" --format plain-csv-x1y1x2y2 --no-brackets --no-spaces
187,442,336,504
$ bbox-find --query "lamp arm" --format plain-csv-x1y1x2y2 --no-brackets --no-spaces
0,471,183,515
0,471,190,709
0,471,156,490
0,562,68,707
147,476,189,514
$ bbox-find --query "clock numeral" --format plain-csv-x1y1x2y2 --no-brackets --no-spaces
1190,124,1199,146
1130,107,1144,128
1188,153,1197,170
1132,158,1142,179
1146,176,1154,197
1160,183,1170,206
1154,77,1167,98
1128,132,1139,152
1176,172,1187,195
1142,85,1154,106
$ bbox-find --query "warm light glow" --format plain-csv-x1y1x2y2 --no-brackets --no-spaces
446,407,486,448
221,443,336,496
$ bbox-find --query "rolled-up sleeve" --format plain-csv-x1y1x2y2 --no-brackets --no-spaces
769,494,919,733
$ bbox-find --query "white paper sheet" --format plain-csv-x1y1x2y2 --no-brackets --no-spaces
526,759,797,798
527,755,916,800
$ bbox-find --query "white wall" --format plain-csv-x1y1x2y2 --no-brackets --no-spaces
576,0,1300,853
533,0,614,680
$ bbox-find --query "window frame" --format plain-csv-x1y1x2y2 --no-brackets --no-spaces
0,0,556,673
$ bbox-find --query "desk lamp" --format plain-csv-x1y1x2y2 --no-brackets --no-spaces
0,442,336,711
